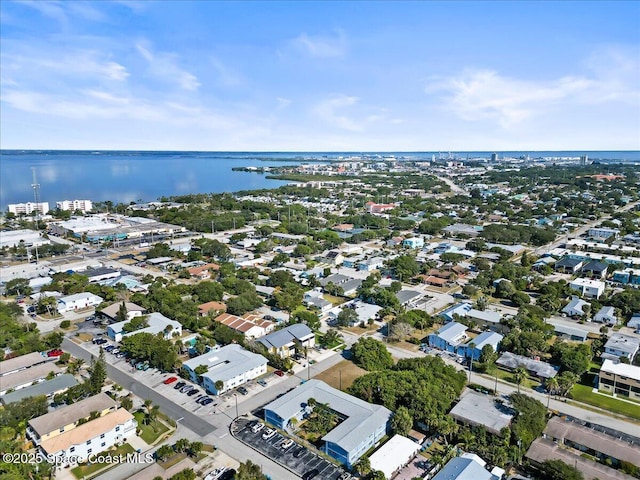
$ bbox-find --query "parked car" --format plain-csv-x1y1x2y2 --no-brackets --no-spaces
93,338,107,345
201,398,215,406
293,447,306,458
47,349,63,357
251,422,265,434
174,381,186,390
187,388,199,396
303,469,319,480
237,386,248,395
262,428,276,440
180,385,194,393
274,370,285,377
281,439,294,450
141,363,150,371
257,379,267,387
164,376,178,385
105,345,116,352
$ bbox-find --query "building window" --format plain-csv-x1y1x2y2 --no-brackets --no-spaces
101,442,106,447
115,426,120,432
87,449,92,454
100,433,105,439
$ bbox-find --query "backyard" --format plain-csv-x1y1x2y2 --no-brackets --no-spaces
314,359,367,391
133,411,170,444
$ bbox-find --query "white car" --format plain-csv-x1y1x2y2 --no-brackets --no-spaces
251,422,265,434
262,428,276,440
281,439,295,450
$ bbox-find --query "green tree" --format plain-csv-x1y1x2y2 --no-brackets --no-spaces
390,405,413,436
336,307,359,327
116,301,128,322
354,457,372,476
88,348,108,394
513,366,528,393
236,459,268,480
155,444,174,462
351,338,394,371
537,459,584,480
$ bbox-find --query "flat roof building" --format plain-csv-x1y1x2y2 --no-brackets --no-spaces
107,312,182,342
369,435,421,480
603,333,640,362
182,344,267,395
264,379,392,467
449,390,514,434
599,360,640,401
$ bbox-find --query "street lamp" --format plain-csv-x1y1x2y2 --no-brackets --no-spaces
234,393,239,420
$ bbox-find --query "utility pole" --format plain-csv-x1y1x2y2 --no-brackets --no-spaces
31,168,41,264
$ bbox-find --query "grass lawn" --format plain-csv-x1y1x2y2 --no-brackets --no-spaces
314,360,367,391
159,452,187,469
324,294,346,306
133,411,170,444
492,367,541,390
72,443,134,479
570,384,640,421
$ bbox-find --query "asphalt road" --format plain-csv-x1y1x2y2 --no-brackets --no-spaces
62,338,216,438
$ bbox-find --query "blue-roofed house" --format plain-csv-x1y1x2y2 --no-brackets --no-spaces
257,323,315,358
428,322,468,352
431,456,493,480
457,331,503,360
440,303,472,323
263,380,391,468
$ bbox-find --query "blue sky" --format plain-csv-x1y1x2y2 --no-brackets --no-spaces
1,1,639,151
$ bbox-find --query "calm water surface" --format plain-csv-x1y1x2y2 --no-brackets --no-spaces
1,150,638,209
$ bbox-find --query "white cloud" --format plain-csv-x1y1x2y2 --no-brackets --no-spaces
313,94,362,131
209,57,243,87
427,48,640,128
136,42,200,91
276,97,292,109
292,30,347,58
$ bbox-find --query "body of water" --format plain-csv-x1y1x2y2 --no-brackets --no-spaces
1,150,638,210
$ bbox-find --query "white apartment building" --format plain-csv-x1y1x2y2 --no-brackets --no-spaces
587,227,620,240
56,292,103,313
569,278,606,299
38,408,136,465
182,344,267,395
8,202,50,216
56,200,93,213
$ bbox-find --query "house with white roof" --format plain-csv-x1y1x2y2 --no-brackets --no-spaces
603,333,640,362
107,312,182,342
264,380,391,467
562,296,591,318
569,278,606,299
593,306,618,326
56,292,103,313
369,435,421,480
428,322,468,352
182,344,267,395
599,360,640,401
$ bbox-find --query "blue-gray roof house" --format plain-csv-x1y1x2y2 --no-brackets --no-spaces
439,303,472,323
457,331,503,360
257,323,315,358
263,380,391,468
432,456,493,480
428,322,468,352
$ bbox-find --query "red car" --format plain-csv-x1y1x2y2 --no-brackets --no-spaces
47,349,63,357
163,376,178,385
274,370,285,377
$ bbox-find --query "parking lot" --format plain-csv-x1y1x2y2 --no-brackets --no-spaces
233,418,347,480
81,337,289,418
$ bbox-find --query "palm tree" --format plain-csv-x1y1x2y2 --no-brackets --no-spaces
545,376,559,408
354,457,371,477
143,399,153,425
67,358,85,375
514,366,528,393
149,405,160,427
